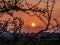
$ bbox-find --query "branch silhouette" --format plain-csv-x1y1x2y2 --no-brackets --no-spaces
0,0,59,45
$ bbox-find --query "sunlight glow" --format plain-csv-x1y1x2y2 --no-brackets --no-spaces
32,23,35,27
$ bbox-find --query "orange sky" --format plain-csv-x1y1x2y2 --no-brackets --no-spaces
52,0,60,22
0,0,60,33
20,0,60,33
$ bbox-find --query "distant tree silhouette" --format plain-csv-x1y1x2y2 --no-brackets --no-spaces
0,15,24,33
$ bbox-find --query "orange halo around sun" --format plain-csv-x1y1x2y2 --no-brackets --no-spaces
31,23,35,27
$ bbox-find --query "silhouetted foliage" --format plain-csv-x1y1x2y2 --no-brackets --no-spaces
0,0,60,45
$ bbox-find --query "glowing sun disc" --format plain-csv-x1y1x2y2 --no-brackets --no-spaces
32,23,35,27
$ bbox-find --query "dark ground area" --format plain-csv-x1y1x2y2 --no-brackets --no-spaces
0,32,60,45
0,39,60,45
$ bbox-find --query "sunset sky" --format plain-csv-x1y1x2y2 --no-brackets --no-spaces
0,0,60,33
20,0,60,33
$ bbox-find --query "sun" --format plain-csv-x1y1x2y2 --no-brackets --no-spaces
32,23,35,27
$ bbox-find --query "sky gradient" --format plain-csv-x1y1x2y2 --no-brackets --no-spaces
0,0,60,33
21,0,60,33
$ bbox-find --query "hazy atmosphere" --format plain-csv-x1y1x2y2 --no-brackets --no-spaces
0,0,60,33
0,0,60,45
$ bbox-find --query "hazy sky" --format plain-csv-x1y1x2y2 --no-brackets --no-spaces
0,0,60,33
53,0,60,22
22,0,60,33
